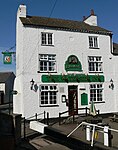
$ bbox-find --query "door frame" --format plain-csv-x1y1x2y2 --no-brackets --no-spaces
68,85,78,115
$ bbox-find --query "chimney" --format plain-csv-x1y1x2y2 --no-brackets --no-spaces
17,4,26,18
83,9,97,26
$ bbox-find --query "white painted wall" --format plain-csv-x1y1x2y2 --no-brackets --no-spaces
13,5,117,118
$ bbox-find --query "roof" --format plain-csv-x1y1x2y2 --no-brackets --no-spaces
20,16,112,35
0,72,15,83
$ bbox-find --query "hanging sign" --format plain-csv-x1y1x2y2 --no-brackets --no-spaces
2,52,12,64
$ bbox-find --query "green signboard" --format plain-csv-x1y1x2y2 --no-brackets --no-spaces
42,74,104,83
3,52,12,64
65,55,82,72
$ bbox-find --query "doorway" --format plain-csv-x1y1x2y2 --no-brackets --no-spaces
68,85,78,115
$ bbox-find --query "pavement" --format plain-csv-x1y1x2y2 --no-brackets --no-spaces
48,114,118,150
16,113,118,150
1,104,118,149
15,135,72,150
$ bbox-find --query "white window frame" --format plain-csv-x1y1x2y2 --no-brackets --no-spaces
89,36,98,48
90,84,103,102
40,85,58,106
39,54,56,72
88,56,103,73
41,32,54,46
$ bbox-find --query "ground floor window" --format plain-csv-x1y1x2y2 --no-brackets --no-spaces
40,85,57,106
90,84,103,102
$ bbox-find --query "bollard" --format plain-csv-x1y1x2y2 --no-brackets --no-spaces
104,126,109,146
86,125,90,141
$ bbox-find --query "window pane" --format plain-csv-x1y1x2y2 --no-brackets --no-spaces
49,91,57,104
49,62,55,71
40,85,57,105
89,37,93,47
88,56,102,72
89,36,98,48
39,54,56,72
48,33,52,45
90,84,103,102
94,37,98,48
41,33,53,45
89,62,94,71
42,33,46,45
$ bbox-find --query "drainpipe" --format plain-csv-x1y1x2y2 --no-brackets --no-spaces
110,33,113,54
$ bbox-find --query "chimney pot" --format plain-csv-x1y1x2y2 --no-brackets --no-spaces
91,9,95,15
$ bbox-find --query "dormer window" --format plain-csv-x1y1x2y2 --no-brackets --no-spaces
89,36,98,49
41,32,54,46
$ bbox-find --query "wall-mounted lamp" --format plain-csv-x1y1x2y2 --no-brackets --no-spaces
109,79,114,90
30,79,35,90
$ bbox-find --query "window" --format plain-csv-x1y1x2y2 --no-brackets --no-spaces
39,54,56,72
89,36,98,48
90,84,103,102
41,32,53,45
40,85,57,106
88,56,102,72
0,91,4,105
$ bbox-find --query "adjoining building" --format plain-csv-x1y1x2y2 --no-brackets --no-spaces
13,4,118,119
0,72,15,105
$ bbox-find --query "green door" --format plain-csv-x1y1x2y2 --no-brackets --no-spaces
81,93,88,105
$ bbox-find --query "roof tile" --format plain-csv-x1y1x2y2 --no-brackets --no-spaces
20,16,112,35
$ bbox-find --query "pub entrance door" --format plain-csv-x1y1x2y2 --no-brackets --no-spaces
68,86,78,115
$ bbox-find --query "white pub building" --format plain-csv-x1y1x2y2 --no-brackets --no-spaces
13,5,118,119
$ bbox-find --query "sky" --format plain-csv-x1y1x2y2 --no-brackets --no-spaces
0,0,118,73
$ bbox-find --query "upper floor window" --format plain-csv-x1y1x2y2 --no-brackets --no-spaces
89,36,98,48
88,56,102,73
41,32,54,46
90,84,103,102
39,54,56,72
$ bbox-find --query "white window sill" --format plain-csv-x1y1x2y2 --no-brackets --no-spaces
40,104,59,107
89,47,100,49
89,101,105,104
37,71,57,73
41,44,54,47
89,71,103,73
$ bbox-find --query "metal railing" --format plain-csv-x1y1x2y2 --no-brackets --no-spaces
21,111,49,139
59,107,100,125
67,121,118,148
